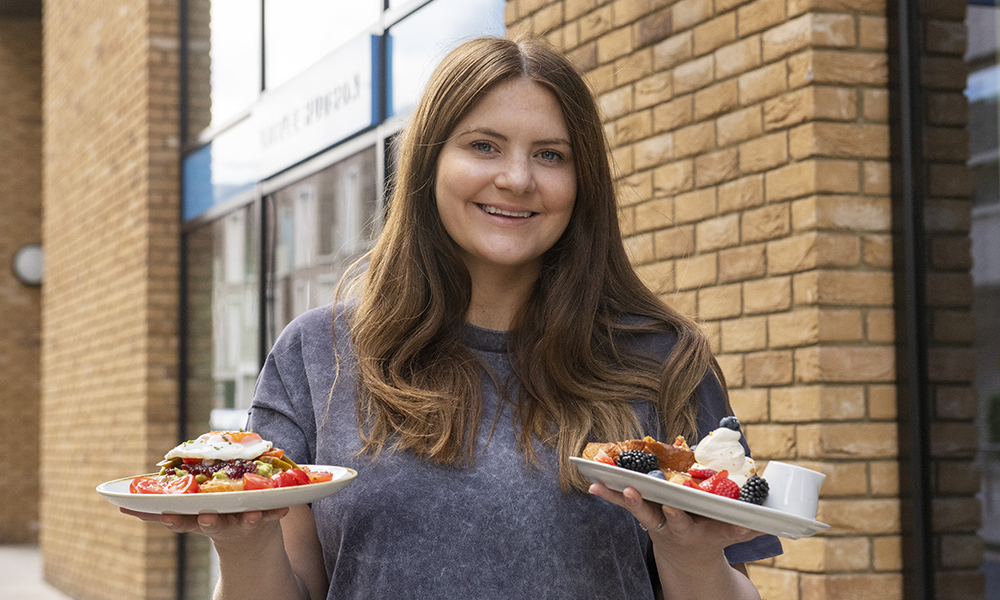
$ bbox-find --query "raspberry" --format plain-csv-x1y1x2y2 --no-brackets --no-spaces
616,449,659,473
738,474,769,505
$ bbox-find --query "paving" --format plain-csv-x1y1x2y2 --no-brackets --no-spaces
0,545,74,600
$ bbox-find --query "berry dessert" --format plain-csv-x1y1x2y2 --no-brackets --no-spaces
580,417,769,505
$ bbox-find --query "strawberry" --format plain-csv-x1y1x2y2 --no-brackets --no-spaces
709,477,740,499
687,467,717,480
594,448,616,466
698,470,740,499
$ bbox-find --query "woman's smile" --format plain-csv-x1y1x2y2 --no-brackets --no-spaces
477,203,535,219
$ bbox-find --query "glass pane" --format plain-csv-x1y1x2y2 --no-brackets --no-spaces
187,0,263,137
266,146,379,347
183,115,259,221
966,4,1000,597
264,0,380,90
182,202,260,598
388,0,506,117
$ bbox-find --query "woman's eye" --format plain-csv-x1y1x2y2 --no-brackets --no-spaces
538,149,562,162
471,141,494,153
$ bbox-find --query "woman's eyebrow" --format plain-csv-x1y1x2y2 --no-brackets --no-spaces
461,127,570,147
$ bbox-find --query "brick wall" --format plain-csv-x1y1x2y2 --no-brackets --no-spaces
40,0,181,598
507,0,979,598
0,16,42,544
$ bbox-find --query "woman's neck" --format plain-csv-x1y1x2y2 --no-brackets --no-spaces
464,262,540,331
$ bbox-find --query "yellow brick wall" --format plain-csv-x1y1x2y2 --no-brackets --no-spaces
507,0,978,598
40,0,181,598
0,16,43,544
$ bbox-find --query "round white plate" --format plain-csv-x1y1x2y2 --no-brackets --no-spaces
96,465,357,515
570,457,829,539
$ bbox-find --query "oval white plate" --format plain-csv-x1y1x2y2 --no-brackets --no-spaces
571,457,829,539
97,465,357,515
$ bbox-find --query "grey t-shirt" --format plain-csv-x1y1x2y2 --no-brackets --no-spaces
248,304,782,599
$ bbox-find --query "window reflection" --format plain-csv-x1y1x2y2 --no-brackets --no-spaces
388,0,505,116
183,202,260,599
264,0,380,90
966,3,1000,594
266,147,379,347
187,0,263,135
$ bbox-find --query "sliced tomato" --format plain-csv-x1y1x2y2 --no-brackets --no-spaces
304,468,333,484
260,448,285,460
163,474,200,494
130,477,164,494
182,457,202,465
274,468,310,488
288,468,310,485
243,472,277,490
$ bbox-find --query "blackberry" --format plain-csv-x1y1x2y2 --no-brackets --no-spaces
719,416,741,431
738,474,769,505
616,450,659,474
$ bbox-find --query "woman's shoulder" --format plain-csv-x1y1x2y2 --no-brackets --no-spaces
271,301,355,354
614,312,681,358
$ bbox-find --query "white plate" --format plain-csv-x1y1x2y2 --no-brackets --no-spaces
96,465,357,515
571,457,829,539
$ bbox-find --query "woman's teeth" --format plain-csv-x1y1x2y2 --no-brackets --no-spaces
480,204,533,218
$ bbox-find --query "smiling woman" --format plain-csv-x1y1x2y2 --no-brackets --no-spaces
128,36,781,600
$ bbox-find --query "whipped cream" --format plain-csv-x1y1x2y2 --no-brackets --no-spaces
694,427,756,487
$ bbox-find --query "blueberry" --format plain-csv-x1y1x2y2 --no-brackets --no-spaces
647,470,667,480
719,416,741,431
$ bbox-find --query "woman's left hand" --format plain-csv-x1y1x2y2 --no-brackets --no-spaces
588,482,762,570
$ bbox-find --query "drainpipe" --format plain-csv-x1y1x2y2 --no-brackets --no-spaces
890,0,934,597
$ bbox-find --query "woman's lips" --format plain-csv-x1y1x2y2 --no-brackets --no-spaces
478,203,534,218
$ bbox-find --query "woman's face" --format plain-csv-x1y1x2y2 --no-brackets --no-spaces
434,78,577,282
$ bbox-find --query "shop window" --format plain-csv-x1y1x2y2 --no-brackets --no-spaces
966,2,1000,595
182,202,261,598
388,0,505,117
264,0,380,90
265,146,379,347
186,0,263,136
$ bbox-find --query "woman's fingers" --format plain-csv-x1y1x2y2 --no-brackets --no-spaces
120,506,291,540
589,483,663,527
589,483,763,546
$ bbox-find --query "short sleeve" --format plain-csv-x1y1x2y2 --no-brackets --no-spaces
246,315,322,466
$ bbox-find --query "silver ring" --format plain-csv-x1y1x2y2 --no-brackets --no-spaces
640,515,667,532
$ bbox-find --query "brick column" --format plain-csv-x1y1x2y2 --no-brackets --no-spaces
502,0,983,598
41,0,181,598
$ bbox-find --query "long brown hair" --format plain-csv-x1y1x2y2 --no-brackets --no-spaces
344,36,726,491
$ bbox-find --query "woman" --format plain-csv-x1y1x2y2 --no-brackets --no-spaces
128,36,781,599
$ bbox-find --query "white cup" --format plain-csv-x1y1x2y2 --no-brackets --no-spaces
760,461,826,520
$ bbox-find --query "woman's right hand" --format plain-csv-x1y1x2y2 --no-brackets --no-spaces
121,505,324,600
119,506,289,547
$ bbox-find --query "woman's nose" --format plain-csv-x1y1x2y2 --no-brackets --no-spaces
494,155,536,194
